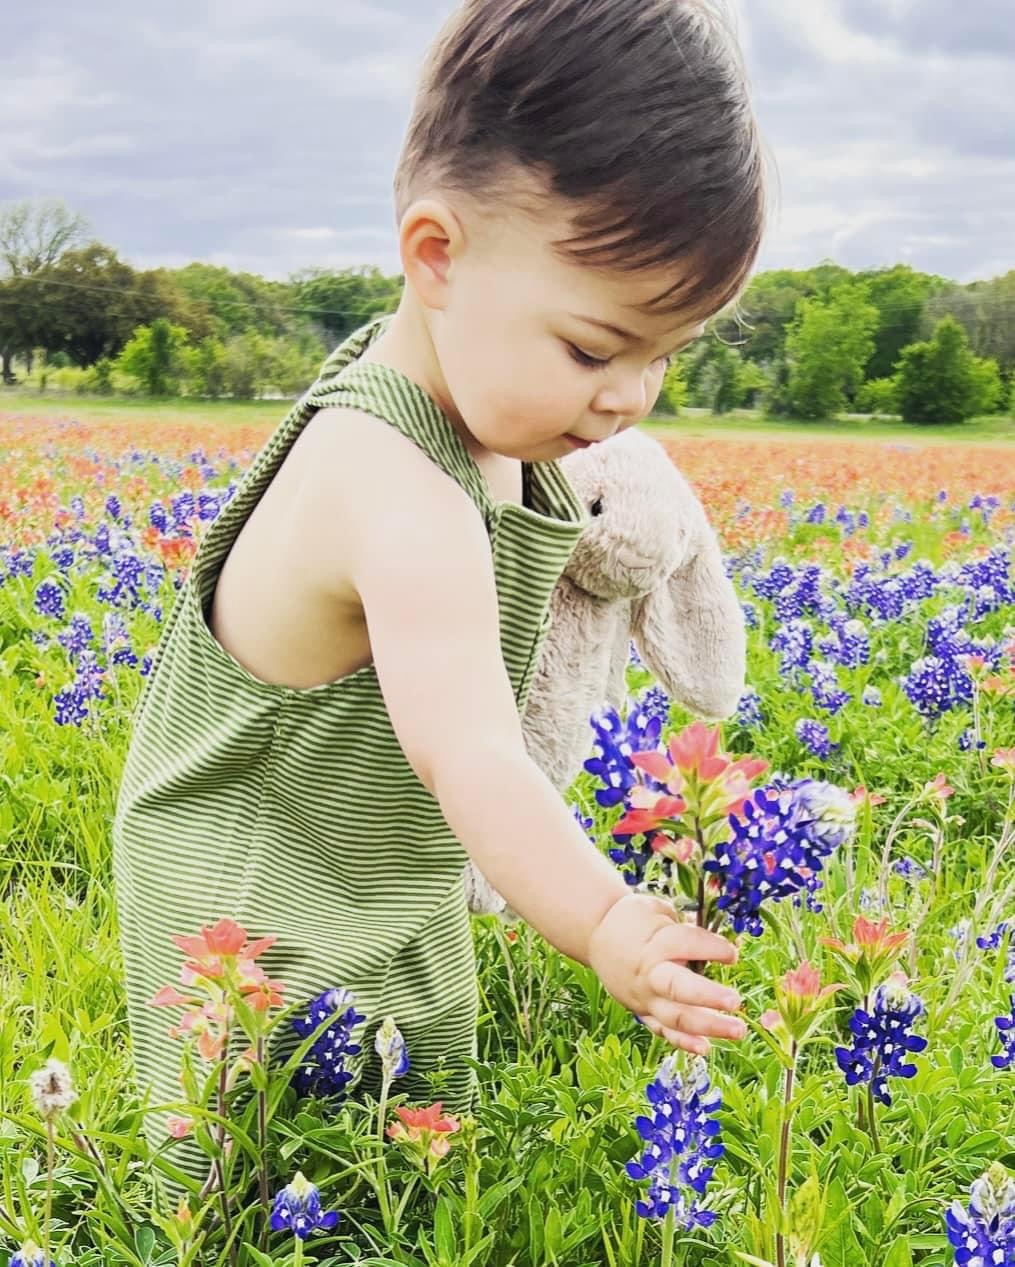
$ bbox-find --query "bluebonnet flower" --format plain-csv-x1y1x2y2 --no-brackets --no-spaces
625,1056,723,1228
269,1171,340,1240
57,613,94,661
770,618,813,674
735,688,764,730
703,777,856,936
105,494,122,520
795,718,836,759
808,660,851,714
805,502,826,524
780,489,795,509
945,1163,1015,1266
993,999,1015,1071
959,728,987,752
34,579,65,620
834,975,927,1106
148,501,169,533
584,705,664,809
740,599,759,630
291,988,365,1101
628,640,642,668
893,856,928,881
639,685,671,726
374,1016,410,1080
978,922,1015,987
862,685,882,707
9,1241,58,1266
950,920,971,959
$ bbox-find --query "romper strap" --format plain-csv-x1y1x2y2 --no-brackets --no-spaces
307,322,495,516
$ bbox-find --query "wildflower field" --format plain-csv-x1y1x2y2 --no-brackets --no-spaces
0,407,1013,1267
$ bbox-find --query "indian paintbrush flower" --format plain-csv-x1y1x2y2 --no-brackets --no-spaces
387,1101,461,1176
269,1171,340,1240
761,961,844,1051
822,915,909,998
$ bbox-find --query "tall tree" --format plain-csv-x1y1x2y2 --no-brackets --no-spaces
0,198,90,381
783,285,878,420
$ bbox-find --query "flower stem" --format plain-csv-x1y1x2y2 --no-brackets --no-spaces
866,1062,881,1154
660,1202,675,1267
775,1040,798,1267
256,1035,270,1253
43,1117,55,1266
293,1233,304,1267
215,1061,237,1267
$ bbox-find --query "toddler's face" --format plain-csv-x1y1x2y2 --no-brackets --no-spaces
429,202,706,462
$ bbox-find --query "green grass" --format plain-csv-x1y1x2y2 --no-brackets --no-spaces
3,387,1013,443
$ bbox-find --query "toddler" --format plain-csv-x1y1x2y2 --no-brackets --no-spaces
112,0,769,1191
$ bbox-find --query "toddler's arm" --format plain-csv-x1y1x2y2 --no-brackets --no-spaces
317,408,743,1052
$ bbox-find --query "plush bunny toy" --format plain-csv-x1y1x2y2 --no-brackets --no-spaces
462,426,747,918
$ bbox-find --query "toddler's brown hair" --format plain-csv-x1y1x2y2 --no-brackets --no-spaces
395,0,770,319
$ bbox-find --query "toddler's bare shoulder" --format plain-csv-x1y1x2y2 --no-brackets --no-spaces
298,405,486,597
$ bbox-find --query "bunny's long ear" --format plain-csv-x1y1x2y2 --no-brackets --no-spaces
631,527,746,719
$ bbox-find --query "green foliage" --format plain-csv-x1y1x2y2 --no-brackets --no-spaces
782,285,879,420
896,315,985,425
655,357,688,414
855,376,899,416
115,318,191,396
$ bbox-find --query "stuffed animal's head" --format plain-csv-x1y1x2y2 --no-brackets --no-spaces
557,426,747,721
560,428,706,600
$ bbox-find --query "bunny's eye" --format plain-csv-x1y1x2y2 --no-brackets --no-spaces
590,497,604,517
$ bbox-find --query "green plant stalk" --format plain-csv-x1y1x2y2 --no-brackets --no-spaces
866,1059,881,1155
463,1129,481,1253
293,1232,304,1267
661,1203,675,1267
256,1035,270,1254
775,1039,798,1267
373,1071,395,1233
43,1116,55,1267
215,1061,238,1267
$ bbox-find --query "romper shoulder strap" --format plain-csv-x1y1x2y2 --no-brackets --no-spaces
308,321,494,515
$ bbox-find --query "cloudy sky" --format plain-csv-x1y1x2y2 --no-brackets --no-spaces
2,1,1012,285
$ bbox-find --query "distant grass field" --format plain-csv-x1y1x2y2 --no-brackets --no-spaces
2,388,1013,445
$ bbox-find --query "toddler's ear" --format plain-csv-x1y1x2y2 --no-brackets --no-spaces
631,528,746,720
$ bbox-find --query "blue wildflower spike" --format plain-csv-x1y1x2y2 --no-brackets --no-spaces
834,976,928,1106
269,1171,340,1241
9,1243,58,1267
291,987,366,1101
944,1162,1015,1265
374,1016,411,1080
992,997,1015,1071
624,1056,723,1229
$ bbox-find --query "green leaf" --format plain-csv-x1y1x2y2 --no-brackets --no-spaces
239,1245,278,1267
433,1195,456,1263
882,1235,914,1267
134,1225,157,1263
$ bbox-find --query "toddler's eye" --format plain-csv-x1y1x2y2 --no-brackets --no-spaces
590,497,604,516
567,342,611,370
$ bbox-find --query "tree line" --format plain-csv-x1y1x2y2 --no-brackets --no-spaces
2,198,1013,424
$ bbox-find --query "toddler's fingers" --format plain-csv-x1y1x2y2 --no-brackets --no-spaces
653,923,738,966
652,1002,747,1042
647,961,741,1013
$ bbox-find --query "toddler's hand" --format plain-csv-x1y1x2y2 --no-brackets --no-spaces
587,892,746,1054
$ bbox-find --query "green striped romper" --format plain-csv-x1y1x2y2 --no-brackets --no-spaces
111,316,586,1190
